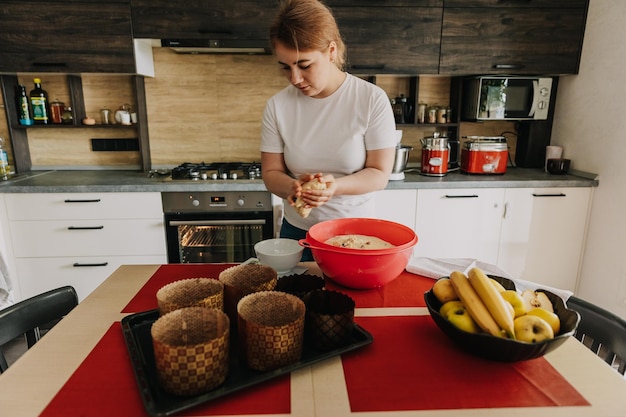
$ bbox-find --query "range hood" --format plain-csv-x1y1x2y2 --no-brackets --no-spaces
161,39,271,55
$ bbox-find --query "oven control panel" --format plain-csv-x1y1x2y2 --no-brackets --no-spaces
162,191,272,213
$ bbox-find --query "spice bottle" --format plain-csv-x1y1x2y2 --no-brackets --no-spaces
30,78,50,125
15,85,34,126
62,106,74,124
50,99,64,124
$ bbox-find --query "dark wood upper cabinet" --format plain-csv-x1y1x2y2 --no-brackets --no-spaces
130,0,280,40
443,0,587,8
332,6,442,75
326,0,442,5
439,3,589,75
0,2,137,74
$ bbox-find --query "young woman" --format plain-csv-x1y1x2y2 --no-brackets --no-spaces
261,0,397,259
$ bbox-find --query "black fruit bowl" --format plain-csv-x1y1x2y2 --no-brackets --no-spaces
424,275,580,362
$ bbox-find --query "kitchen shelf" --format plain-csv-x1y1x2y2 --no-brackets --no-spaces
0,74,151,173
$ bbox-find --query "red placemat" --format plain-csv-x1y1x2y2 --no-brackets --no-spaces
324,270,433,308
40,322,291,417
342,316,590,412
122,264,236,313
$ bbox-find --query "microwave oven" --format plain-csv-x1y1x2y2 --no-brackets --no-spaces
462,76,553,121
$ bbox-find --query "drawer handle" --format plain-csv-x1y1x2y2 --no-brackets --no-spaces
73,262,108,267
64,199,101,203
532,193,567,198
67,226,104,230
444,194,479,199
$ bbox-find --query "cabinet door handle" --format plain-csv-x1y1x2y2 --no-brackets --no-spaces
32,62,67,68
197,30,233,35
67,226,104,230
73,262,108,267
64,199,101,203
350,64,385,70
532,193,567,198
444,194,479,199
492,64,524,70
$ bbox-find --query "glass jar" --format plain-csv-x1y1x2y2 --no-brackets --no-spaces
417,102,427,124
436,106,448,124
427,105,438,124
50,99,64,124
62,106,73,124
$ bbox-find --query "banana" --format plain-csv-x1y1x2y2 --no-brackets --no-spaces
449,271,503,338
467,267,516,339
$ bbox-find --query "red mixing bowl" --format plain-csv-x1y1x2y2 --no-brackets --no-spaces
299,218,418,289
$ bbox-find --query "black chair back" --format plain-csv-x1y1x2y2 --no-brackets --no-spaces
567,296,626,375
0,286,78,372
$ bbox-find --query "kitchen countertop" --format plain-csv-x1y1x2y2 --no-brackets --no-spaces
0,167,598,193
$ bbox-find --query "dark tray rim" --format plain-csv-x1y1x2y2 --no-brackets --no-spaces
121,309,373,417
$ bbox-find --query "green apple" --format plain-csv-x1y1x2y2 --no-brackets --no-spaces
513,314,554,343
445,304,480,334
439,300,465,317
501,290,528,318
526,307,561,335
433,278,459,304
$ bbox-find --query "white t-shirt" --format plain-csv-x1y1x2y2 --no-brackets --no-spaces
261,73,396,230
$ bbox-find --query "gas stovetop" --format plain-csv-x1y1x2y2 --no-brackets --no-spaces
170,162,262,181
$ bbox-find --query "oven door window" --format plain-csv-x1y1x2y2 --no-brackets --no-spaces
165,212,273,264
178,221,264,263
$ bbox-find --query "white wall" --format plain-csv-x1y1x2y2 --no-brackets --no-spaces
551,0,626,318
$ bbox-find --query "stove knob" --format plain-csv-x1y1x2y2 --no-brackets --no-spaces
237,198,245,207
221,172,228,180
231,173,238,180
211,173,218,180
192,199,200,207
200,172,208,180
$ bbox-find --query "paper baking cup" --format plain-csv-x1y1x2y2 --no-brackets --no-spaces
151,307,230,396
237,291,305,371
219,264,278,323
303,289,355,351
274,273,325,299
156,278,224,315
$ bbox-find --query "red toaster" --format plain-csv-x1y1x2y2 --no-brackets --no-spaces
461,136,508,174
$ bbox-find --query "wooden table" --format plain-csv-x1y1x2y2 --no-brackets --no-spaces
1,263,625,417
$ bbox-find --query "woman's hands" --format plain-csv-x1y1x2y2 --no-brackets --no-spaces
288,173,336,209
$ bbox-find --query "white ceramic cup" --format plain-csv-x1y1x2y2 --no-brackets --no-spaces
545,146,563,171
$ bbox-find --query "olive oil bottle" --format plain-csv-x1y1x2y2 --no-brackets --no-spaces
30,78,50,124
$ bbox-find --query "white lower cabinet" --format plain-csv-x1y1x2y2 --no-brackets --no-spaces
5,192,167,301
373,189,417,229
414,187,591,292
414,188,504,264
498,187,592,292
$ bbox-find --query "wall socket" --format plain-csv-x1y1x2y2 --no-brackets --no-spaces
91,138,139,152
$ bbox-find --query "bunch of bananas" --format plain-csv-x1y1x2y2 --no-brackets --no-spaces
433,267,559,343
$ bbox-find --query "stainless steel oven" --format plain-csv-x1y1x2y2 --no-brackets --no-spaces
162,191,273,263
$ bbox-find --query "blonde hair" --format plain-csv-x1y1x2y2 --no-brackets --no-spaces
270,0,346,70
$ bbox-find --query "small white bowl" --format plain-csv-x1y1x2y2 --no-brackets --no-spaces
254,238,304,274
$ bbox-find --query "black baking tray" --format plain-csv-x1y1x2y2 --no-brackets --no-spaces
121,309,373,416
